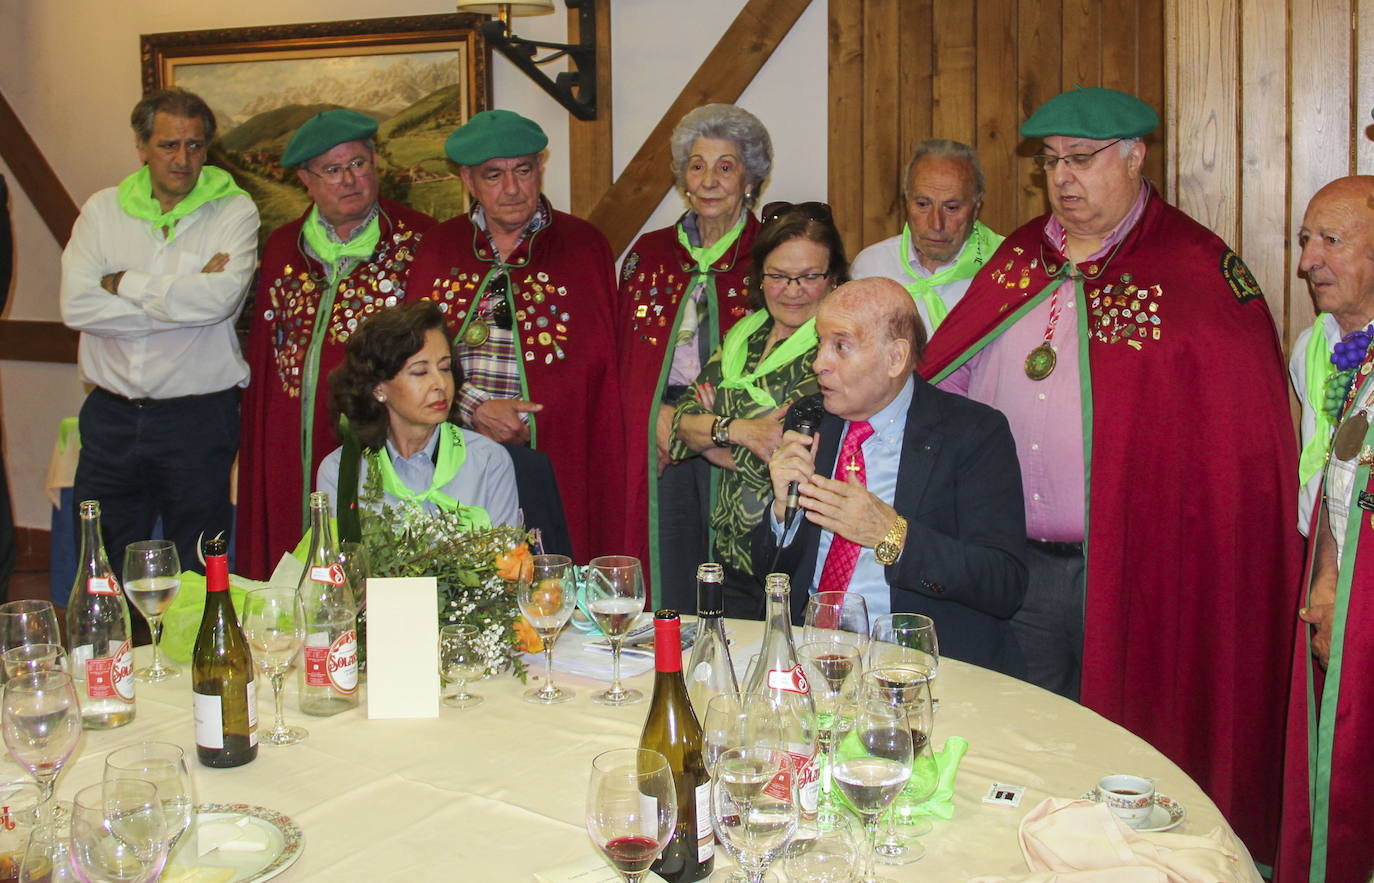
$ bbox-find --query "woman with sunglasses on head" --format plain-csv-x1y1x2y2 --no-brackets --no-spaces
668,203,849,618
616,104,773,612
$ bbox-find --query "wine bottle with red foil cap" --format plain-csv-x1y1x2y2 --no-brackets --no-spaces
297,492,359,716
192,536,258,768
639,610,713,882
66,500,134,729
742,573,820,818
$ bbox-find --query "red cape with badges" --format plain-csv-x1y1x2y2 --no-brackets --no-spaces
406,198,625,561
236,199,435,579
1276,365,1374,882
615,216,757,598
919,184,1302,863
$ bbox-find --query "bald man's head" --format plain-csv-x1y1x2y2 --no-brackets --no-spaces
813,279,925,421
1300,176,1374,335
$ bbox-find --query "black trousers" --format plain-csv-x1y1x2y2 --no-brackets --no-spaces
72,387,239,581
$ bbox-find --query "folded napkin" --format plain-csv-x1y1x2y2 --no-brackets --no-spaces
831,734,968,820
967,798,1253,883
160,571,260,664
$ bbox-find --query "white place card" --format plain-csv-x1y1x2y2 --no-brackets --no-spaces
364,577,440,719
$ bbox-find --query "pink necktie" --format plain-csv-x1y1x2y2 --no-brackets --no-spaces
817,420,874,592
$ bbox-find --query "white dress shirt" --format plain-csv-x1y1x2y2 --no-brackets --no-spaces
849,234,977,334
60,185,259,399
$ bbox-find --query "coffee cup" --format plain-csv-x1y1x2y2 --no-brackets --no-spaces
1097,774,1154,828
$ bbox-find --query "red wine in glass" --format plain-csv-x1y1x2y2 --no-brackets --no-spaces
602,835,662,874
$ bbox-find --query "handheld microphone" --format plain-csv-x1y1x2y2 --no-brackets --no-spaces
781,393,825,530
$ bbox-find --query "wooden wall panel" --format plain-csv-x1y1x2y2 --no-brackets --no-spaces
975,0,1020,236
1014,0,1061,226
1170,0,1239,243
930,2,977,147
860,0,901,246
828,0,865,254
1239,0,1291,333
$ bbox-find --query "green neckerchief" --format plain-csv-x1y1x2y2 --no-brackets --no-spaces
301,206,381,272
676,212,747,274
1301,315,1336,484
367,424,492,529
116,165,247,242
716,310,818,409
899,220,1004,331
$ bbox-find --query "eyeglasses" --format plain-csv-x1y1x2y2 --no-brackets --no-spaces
761,271,830,291
1032,139,1124,172
305,155,373,184
761,201,834,224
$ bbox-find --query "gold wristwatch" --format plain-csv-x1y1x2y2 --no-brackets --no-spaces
875,516,908,565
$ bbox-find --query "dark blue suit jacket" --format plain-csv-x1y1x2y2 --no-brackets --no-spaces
753,378,1028,676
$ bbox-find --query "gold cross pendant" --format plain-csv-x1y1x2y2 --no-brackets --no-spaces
844,458,862,476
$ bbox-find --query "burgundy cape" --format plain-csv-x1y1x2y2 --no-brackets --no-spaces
1277,363,1374,882
406,198,625,561
919,185,1302,863
616,215,758,599
236,198,435,579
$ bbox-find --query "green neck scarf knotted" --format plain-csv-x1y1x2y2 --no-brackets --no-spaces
716,311,818,409
301,205,381,272
677,212,748,274
116,165,247,242
899,219,1003,331
368,424,492,529
1301,316,1337,484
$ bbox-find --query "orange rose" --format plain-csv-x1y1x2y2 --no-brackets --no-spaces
513,618,544,654
495,543,534,581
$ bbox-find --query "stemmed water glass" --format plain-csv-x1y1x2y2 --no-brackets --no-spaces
122,540,182,682
710,746,799,883
585,748,678,883
2,671,81,821
798,640,861,811
868,613,939,688
2,644,67,679
103,742,194,856
803,591,870,653
516,554,578,705
861,664,939,862
583,556,647,706
69,780,170,883
784,805,861,883
0,601,62,685
438,623,485,708
830,699,913,883
240,587,308,745
701,692,784,774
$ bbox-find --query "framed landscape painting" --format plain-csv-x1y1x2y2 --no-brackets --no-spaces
141,14,491,239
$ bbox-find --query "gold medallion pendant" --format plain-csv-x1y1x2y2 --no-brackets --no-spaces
1024,342,1057,381
463,318,491,347
1333,412,1370,461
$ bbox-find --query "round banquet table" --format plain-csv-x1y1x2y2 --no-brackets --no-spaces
28,619,1261,881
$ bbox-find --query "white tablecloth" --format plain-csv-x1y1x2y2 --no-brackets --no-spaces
28,621,1261,881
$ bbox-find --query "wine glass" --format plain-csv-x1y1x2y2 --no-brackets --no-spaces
583,556,647,706
710,747,799,883
702,692,785,776
438,624,485,709
240,587,308,745
122,540,182,682
1,671,81,826
830,699,913,883
103,742,193,855
797,640,861,811
868,613,939,688
338,542,371,614
803,591,870,653
69,780,170,883
2,644,67,679
0,782,43,881
20,820,79,882
784,807,861,883
861,664,938,861
515,554,578,705
585,748,677,883
0,601,62,686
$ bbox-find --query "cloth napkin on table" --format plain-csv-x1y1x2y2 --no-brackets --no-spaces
967,797,1254,883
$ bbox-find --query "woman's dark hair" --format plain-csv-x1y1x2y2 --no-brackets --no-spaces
328,301,449,450
745,204,850,311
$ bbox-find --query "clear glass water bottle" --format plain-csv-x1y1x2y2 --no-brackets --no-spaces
297,492,359,716
66,501,135,729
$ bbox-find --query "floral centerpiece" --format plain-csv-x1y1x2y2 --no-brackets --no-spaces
355,467,539,680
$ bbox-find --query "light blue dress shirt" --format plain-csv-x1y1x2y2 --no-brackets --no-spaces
774,377,914,620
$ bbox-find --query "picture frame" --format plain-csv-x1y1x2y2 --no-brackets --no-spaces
141,14,492,236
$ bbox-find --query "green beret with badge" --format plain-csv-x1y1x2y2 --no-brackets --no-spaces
281,109,379,168
445,109,549,166
1020,87,1160,140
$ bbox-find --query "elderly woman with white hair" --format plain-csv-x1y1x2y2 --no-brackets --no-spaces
616,103,773,611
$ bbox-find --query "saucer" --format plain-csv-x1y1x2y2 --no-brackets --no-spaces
1079,789,1187,832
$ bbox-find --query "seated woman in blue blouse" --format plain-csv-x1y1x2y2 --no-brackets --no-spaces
317,301,519,527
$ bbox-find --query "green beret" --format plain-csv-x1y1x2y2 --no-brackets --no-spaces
281,109,378,168
1020,87,1159,140
445,109,548,166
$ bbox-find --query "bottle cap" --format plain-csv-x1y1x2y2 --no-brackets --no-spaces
653,609,682,672
204,537,229,591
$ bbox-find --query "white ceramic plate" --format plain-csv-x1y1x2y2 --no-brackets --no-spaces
1079,789,1186,833
163,803,304,883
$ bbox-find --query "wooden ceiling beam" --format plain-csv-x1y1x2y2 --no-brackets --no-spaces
587,0,813,255
0,89,78,246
